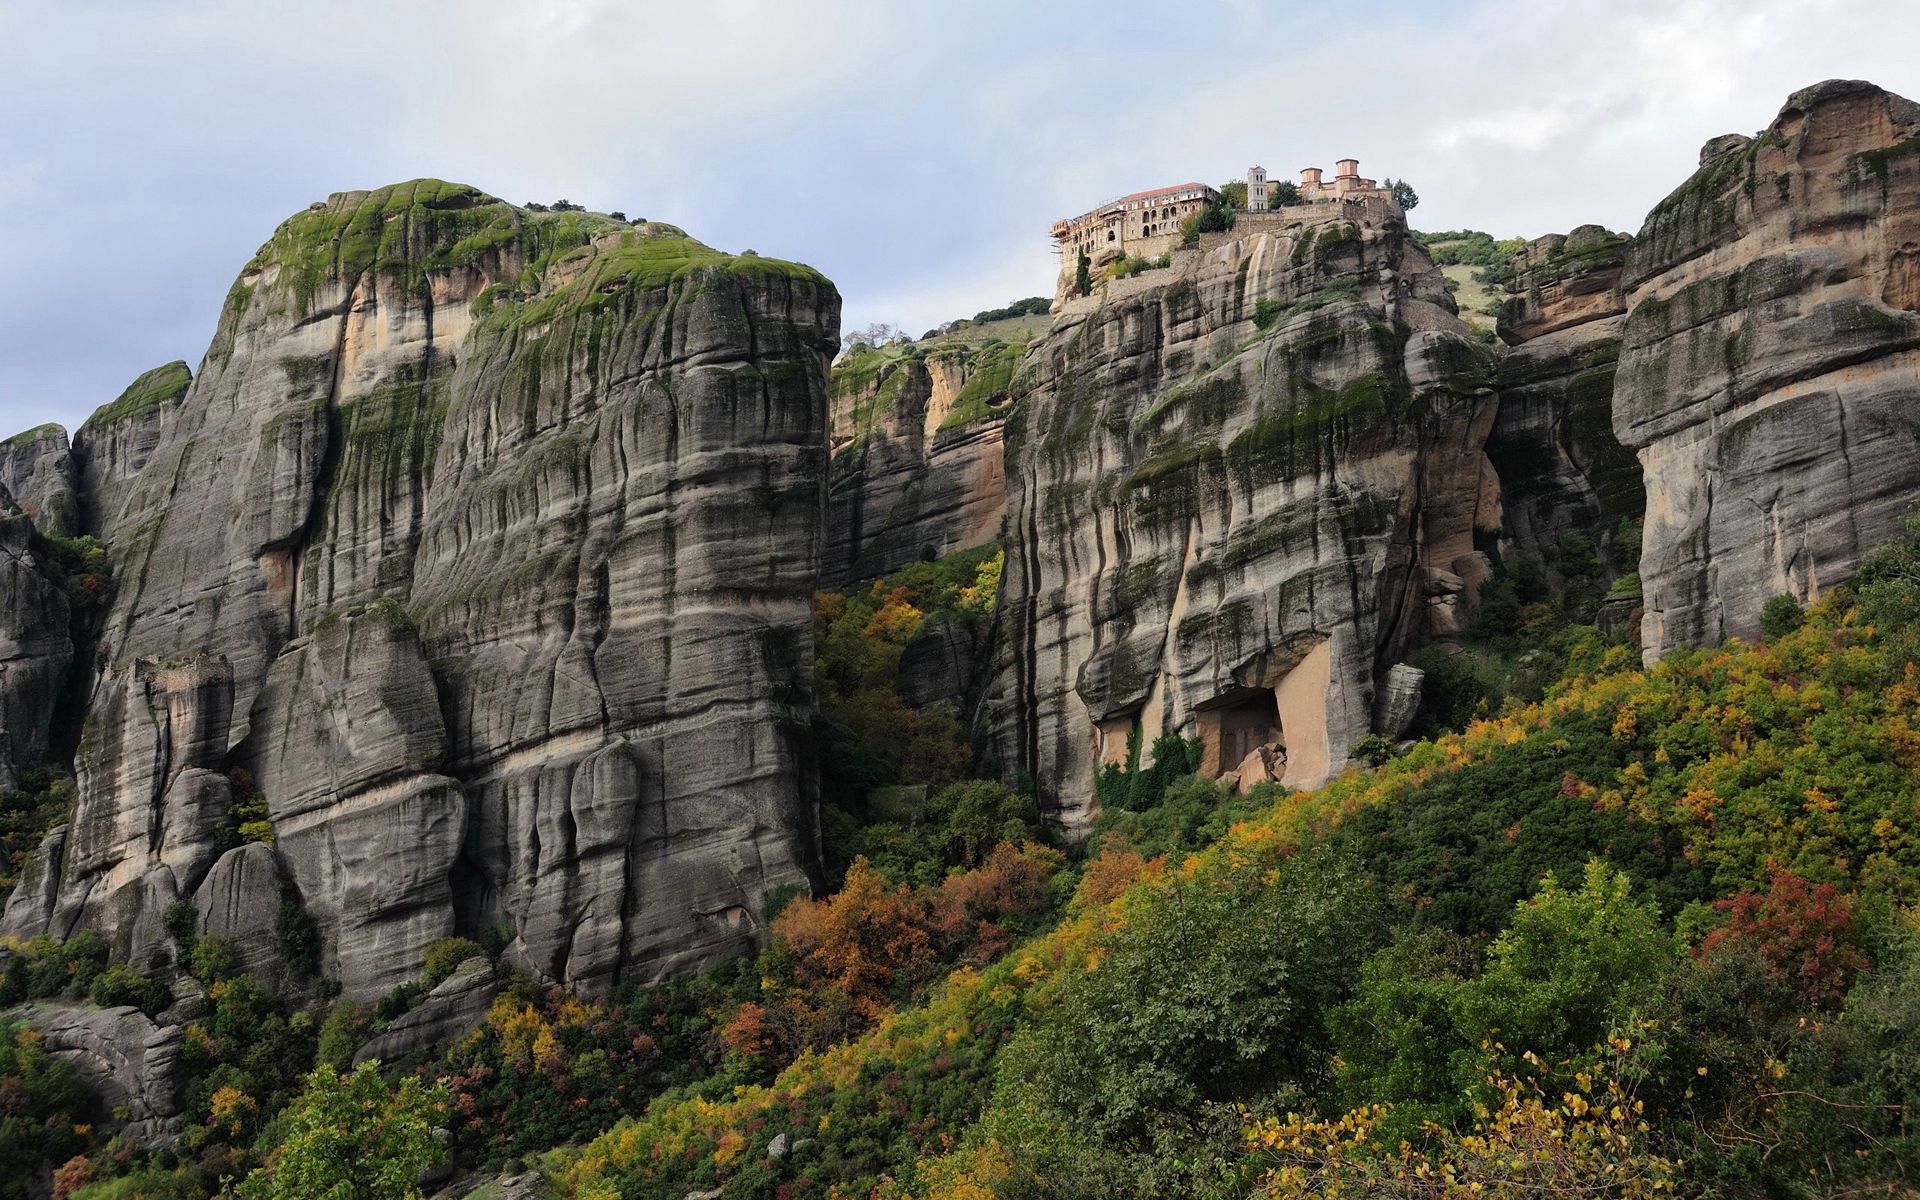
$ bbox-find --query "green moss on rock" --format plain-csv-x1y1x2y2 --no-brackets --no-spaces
82,361,192,430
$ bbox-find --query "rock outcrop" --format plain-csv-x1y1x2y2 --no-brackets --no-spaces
0,493,73,788
72,361,192,541
0,658,235,959
992,200,1499,831
16,1001,187,1147
250,604,464,997
0,426,79,538
1614,80,1920,656
353,956,500,1066
826,339,1017,584
1491,227,1645,591
1,180,838,1000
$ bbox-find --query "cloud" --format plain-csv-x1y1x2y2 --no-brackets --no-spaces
1,0,1916,435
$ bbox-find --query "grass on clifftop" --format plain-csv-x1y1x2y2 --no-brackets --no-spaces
78,360,192,430
246,177,828,326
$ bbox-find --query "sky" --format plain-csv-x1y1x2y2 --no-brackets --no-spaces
2,0,1917,435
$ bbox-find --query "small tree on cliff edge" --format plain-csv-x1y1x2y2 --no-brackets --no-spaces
1386,178,1419,210
1075,252,1091,297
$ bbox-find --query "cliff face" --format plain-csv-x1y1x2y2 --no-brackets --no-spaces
0,426,80,538
73,360,192,541
1491,227,1645,591
0,180,839,1001
0,493,73,789
826,339,1016,584
1614,80,1920,657
992,204,1499,832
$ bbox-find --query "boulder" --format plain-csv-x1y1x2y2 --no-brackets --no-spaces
18,1002,186,1148
355,957,501,1066
1372,663,1425,739
193,842,286,981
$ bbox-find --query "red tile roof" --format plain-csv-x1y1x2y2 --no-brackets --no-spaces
1115,182,1211,203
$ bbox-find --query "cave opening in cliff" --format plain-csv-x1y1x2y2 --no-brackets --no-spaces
1194,686,1283,778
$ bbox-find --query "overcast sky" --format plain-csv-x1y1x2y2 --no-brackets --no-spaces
2,0,1916,435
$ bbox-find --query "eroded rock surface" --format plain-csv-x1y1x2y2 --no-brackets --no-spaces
1614,80,1920,656
17,1001,186,1148
992,200,1500,831
0,425,79,538
354,956,500,1066
2,180,838,999
72,361,192,541
0,658,233,958
1491,227,1645,589
827,341,1016,584
0,492,74,787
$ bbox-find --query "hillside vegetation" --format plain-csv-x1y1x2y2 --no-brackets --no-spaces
550,524,1920,1200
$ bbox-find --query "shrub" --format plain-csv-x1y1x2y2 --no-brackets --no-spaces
1349,733,1397,766
1178,201,1234,246
993,847,1378,1183
276,901,320,977
421,937,487,989
1696,868,1866,1009
88,964,172,1016
162,900,198,950
189,935,243,984
1759,591,1805,639
1252,297,1285,330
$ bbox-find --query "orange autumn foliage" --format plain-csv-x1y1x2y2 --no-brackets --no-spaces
774,857,934,1020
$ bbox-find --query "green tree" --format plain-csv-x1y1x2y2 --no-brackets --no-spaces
1386,178,1419,209
993,849,1378,1167
1075,252,1091,297
238,1062,449,1200
1759,592,1805,639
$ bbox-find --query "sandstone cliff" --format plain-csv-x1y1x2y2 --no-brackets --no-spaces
1491,226,1644,596
992,202,1499,831
1614,80,1920,656
73,360,192,541
0,425,80,538
1,180,839,1001
826,337,1018,584
0,492,74,788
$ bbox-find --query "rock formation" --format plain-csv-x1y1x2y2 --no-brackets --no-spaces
1491,226,1644,590
0,491,74,788
72,360,192,541
1,180,838,1001
0,425,80,538
991,201,1499,831
17,1001,187,1147
826,339,1016,585
1614,80,1920,657
353,956,500,1066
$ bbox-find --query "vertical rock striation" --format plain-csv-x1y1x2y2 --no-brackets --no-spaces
1614,80,1920,656
826,340,1017,585
992,202,1499,832
0,491,74,788
1,180,838,1001
1490,226,1644,588
72,360,192,542
0,425,80,538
